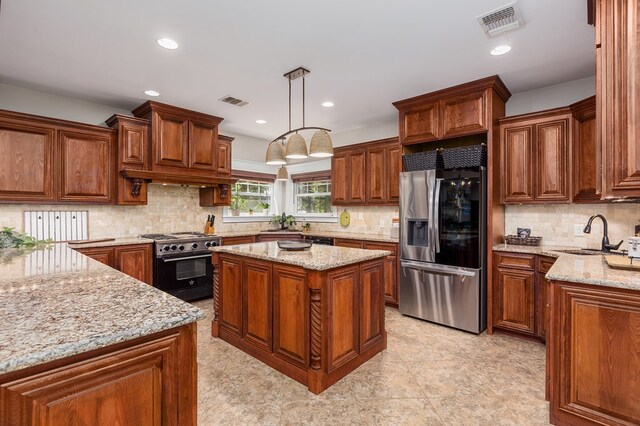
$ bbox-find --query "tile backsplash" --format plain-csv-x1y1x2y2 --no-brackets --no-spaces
505,204,640,248
0,185,400,239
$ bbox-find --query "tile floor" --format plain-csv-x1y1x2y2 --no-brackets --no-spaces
192,299,549,425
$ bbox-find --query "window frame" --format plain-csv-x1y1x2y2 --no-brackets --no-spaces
223,178,274,222
292,178,337,221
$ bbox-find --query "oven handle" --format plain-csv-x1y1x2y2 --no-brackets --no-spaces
162,254,212,263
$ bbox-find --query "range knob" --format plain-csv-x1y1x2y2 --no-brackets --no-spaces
178,245,185,251
191,243,198,250
170,244,177,251
162,245,171,252
205,241,211,247
210,241,219,247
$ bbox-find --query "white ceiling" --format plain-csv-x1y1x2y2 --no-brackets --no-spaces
0,0,595,140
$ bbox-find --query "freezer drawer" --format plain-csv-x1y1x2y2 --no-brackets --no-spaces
399,261,485,333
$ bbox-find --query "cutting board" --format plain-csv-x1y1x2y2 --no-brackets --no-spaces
605,255,640,271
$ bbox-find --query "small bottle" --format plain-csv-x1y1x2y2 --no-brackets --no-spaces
635,220,640,237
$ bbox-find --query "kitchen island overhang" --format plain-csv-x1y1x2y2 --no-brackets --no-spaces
210,242,391,394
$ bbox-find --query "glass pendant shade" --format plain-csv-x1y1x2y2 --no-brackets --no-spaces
276,166,289,181
285,133,308,159
309,130,334,157
265,141,286,165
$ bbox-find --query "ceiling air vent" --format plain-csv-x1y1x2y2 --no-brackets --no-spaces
219,95,249,107
477,2,525,37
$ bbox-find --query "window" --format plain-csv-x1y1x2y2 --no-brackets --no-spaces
294,179,335,216
225,180,273,217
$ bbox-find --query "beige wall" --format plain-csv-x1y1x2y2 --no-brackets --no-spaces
505,204,640,248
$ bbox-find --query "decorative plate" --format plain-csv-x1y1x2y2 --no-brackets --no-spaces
340,209,350,227
277,241,312,251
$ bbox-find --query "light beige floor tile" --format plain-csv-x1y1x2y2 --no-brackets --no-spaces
405,360,494,398
357,398,444,425
199,400,282,426
281,400,362,425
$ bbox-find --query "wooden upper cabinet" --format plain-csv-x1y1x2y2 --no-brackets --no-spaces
598,0,640,198
350,149,366,203
386,144,401,202
366,146,386,203
58,128,114,203
535,116,571,202
132,101,225,176
440,91,487,138
394,76,511,145
501,124,535,203
216,135,233,176
189,119,217,171
571,96,601,202
499,108,572,204
400,101,440,144
153,110,189,170
331,152,349,204
0,115,55,202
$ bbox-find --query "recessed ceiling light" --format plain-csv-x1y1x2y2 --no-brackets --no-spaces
157,38,179,49
144,90,160,97
490,45,512,56
256,119,267,124
321,101,334,107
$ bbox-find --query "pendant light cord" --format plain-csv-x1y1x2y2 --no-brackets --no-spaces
302,74,306,128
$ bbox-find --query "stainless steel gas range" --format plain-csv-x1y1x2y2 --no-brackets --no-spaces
140,232,222,301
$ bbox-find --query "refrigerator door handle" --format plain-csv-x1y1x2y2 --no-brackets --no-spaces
400,260,477,277
433,178,442,253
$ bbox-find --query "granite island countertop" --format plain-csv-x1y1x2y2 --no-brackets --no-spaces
493,243,640,292
0,244,204,375
67,237,154,249
210,241,391,271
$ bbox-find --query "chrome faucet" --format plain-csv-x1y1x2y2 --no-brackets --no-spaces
583,214,623,252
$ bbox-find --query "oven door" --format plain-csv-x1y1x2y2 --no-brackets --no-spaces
155,253,213,299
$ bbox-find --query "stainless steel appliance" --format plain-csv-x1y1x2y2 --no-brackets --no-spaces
140,232,221,301
399,168,487,333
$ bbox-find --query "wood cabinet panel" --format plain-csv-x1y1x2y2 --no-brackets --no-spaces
349,150,366,203
501,124,535,203
535,117,571,202
333,239,364,249
327,266,359,371
76,247,114,267
58,130,113,203
115,244,152,285
366,146,386,203
550,283,640,425
359,260,385,352
0,325,196,426
441,91,487,138
495,252,536,270
153,111,189,169
273,265,308,368
221,236,256,246
216,137,232,176
219,256,243,336
256,234,301,243
599,0,640,198
0,121,55,202
331,153,348,204
119,123,147,167
243,260,272,352
364,242,398,306
493,267,536,334
199,184,231,207
571,96,601,202
400,102,440,144
188,119,217,170
386,144,401,202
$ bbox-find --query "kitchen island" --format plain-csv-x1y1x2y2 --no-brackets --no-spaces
210,242,390,394
0,244,203,425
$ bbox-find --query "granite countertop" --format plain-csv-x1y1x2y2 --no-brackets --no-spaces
493,243,640,291
67,237,153,249
211,241,391,271
0,244,204,375
216,230,399,243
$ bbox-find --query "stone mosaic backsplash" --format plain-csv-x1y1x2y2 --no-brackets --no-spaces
505,203,640,248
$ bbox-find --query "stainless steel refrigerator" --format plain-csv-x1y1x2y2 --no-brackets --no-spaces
399,168,487,333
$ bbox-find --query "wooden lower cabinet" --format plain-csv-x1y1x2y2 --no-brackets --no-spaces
256,233,302,243
0,323,197,426
334,239,400,307
492,251,555,341
549,281,640,425
211,253,387,394
221,235,256,246
75,244,152,284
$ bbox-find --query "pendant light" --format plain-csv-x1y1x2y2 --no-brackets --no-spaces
276,166,289,181
265,67,333,165
265,140,286,165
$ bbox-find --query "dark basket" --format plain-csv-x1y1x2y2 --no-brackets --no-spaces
504,235,543,247
441,144,487,169
403,150,443,171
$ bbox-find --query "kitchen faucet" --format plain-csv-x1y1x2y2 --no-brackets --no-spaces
583,214,623,252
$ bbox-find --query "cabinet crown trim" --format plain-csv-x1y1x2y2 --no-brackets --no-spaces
132,100,223,125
